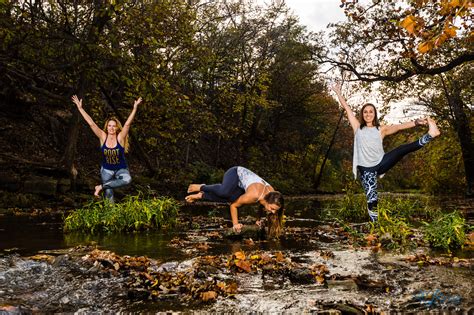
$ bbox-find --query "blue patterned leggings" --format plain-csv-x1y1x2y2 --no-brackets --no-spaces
100,167,132,203
358,134,433,221
200,167,245,203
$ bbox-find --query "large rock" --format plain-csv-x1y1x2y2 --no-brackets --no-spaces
23,176,57,196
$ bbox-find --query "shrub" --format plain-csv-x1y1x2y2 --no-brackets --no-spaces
333,190,367,222
372,204,413,249
64,194,180,233
423,211,468,251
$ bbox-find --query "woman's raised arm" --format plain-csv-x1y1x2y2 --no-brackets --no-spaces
331,82,360,133
119,97,142,142
71,95,106,141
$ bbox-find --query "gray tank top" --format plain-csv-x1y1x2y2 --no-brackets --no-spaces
237,166,268,190
353,127,384,178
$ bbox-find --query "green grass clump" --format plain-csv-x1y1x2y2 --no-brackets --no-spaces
371,204,413,249
333,190,367,222
423,211,469,251
64,195,179,233
382,196,438,219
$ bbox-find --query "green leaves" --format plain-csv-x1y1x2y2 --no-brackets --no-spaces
423,211,469,251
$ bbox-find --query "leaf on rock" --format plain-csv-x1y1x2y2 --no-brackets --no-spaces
201,291,217,302
234,251,246,260
235,260,252,273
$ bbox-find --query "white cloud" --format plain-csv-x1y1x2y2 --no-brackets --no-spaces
284,0,347,32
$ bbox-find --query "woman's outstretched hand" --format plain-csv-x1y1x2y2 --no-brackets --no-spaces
331,81,343,95
232,223,243,233
71,95,82,109
133,97,142,109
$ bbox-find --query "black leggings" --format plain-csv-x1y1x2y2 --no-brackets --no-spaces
200,166,245,203
358,134,433,219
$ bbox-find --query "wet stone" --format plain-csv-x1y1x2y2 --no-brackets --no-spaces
52,255,70,267
157,262,178,273
127,289,150,300
326,279,358,291
333,303,365,315
288,268,314,284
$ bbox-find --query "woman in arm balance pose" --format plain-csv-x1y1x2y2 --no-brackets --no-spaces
186,166,284,237
332,83,440,222
72,95,142,203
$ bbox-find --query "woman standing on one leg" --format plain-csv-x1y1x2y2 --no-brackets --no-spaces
332,82,440,222
72,95,142,203
186,166,284,237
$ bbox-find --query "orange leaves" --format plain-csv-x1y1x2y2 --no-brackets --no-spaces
396,0,470,54
275,251,285,262
200,291,217,302
440,0,471,15
365,233,377,244
235,260,252,273
233,251,246,260
310,264,329,284
400,15,419,35
444,26,458,38
228,250,292,274
418,24,459,53
231,251,253,273
217,281,237,295
418,41,434,53
404,253,472,267
28,254,55,263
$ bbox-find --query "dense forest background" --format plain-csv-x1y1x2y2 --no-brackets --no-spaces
0,0,472,206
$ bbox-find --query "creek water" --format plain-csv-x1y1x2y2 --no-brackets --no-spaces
0,195,472,313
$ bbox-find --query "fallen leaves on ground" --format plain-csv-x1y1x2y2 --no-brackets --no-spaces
404,253,472,267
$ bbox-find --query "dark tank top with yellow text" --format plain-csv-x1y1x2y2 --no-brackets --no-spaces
101,137,127,170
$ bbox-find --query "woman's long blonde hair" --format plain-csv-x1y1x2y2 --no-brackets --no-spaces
103,117,130,153
261,191,285,239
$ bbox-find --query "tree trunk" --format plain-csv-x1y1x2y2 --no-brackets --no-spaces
61,83,85,192
313,111,344,190
445,82,474,196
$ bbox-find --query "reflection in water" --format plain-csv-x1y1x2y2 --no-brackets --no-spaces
63,231,187,261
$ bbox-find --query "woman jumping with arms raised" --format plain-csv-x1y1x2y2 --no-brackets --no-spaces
332,82,440,222
72,95,142,203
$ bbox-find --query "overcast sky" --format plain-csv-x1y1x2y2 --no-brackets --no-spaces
283,0,347,32
256,0,347,32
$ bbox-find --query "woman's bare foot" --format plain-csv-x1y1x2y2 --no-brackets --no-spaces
427,117,441,138
94,185,102,197
415,118,428,126
185,192,203,203
187,184,204,193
